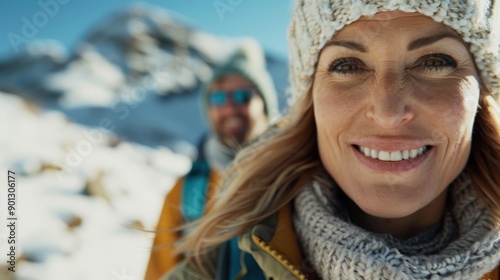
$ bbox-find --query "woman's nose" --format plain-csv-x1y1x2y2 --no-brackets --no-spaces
366,74,415,129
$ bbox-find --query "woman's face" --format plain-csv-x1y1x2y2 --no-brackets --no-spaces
313,11,480,224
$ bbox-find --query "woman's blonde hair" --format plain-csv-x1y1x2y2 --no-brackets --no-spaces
177,89,500,269
468,93,500,216
176,90,324,265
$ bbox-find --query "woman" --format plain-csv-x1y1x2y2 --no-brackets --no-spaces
165,0,500,279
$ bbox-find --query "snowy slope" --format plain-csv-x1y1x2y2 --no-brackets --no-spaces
0,92,191,279
0,3,289,280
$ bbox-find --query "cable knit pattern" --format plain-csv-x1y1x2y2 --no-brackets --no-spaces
293,172,500,279
287,0,500,103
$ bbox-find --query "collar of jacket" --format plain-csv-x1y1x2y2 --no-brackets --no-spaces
237,204,499,280
238,204,319,280
163,203,499,279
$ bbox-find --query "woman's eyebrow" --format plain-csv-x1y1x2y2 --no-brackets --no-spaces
323,31,464,53
408,31,464,51
323,40,367,52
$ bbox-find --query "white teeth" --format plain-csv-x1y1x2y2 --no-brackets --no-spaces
390,151,403,161
357,146,429,162
378,151,390,161
402,150,409,160
409,149,418,158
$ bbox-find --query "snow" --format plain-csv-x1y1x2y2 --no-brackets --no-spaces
45,47,126,107
189,31,243,64
0,4,289,279
0,92,191,280
25,40,69,63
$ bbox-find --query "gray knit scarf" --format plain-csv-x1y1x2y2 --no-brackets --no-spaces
293,172,500,279
203,135,235,171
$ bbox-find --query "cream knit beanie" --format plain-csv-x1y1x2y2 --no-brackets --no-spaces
288,0,500,102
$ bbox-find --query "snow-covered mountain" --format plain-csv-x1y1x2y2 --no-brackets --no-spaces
0,4,289,280
0,3,289,152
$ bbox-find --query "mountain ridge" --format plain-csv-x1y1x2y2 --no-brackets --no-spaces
0,4,289,152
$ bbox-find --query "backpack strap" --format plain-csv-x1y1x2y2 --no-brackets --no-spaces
181,160,211,223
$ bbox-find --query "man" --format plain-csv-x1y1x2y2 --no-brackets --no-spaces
145,39,279,280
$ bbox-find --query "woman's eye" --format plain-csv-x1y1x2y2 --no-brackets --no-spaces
417,54,457,72
328,58,364,74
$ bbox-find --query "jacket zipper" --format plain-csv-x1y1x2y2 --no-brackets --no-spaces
252,235,307,280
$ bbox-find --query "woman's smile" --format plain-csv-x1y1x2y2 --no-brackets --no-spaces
351,142,433,173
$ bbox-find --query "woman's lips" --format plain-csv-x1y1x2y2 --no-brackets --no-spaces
352,145,433,173
356,145,430,161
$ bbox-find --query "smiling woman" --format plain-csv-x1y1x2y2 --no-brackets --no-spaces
313,11,482,234
164,0,500,279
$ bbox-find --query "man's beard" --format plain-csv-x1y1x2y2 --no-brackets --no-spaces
216,117,249,150
219,131,248,151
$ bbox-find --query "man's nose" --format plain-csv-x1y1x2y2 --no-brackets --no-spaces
218,98,240,115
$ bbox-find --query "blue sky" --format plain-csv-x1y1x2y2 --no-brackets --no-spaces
0,0,293,60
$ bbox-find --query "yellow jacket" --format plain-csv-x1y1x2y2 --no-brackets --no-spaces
144,170,220,280
164,204,499,280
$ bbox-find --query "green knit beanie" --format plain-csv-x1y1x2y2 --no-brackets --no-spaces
201,39,279,121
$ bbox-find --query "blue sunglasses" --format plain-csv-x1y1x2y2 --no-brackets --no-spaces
208,88,256,107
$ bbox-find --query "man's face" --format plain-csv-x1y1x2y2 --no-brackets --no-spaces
207,74,268,149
